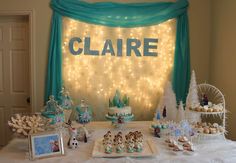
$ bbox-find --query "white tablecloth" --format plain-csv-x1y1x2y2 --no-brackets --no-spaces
1,121,236,163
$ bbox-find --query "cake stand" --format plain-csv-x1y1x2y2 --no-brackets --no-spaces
105,114,134,129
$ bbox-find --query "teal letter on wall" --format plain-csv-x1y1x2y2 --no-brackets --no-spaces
127,38,141,57
69,37,83,55
102,39,115,56
117,39,122,57
84,37,99,55
143,38,158,56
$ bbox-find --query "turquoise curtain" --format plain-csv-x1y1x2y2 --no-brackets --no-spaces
45,0,190,103
45,12,62,102
173,12,191,103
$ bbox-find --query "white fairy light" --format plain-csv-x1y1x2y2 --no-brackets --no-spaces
62,17,176,120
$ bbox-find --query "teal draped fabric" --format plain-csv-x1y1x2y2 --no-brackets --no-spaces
45,12,62,102
173,12,190,103
45,0,190,103
51,0,188,27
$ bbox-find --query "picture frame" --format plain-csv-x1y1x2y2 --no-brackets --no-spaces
28,131,65,160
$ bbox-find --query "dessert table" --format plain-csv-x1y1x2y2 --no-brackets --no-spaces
1,121,236,163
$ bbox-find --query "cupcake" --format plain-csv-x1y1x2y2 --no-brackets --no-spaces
210,128,217,134
213,108,218,112
203,127,210,134
203,106,208,112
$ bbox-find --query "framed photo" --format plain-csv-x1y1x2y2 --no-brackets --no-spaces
28,131,65,160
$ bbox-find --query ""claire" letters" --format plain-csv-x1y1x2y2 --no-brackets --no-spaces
69,37,158,57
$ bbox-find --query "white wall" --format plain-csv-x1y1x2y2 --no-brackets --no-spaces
210,0,236,140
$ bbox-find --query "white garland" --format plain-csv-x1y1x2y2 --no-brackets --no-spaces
8,114,49,136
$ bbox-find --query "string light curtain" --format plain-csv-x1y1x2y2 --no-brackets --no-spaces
62,18,176,120
45,0,190,106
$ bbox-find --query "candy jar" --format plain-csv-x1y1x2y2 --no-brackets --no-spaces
58,87,73,123
42,95,64,125
76,100,92,125
75,100,92,142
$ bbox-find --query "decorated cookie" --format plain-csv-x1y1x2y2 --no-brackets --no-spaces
184,143,195,152
165,138,172,143
173,144,183,151
183,141,193,148
178,136,188,143
168,140,178,148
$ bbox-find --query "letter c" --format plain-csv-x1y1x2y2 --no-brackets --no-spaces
69,37,83,55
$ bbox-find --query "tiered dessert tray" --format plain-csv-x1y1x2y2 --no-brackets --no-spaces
189,83,226,137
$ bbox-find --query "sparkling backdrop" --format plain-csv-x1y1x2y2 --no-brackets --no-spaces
62,17,176,120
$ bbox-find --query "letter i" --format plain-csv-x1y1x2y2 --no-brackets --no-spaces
117,39,122,57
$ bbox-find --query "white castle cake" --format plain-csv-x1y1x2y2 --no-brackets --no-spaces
106,90,134,121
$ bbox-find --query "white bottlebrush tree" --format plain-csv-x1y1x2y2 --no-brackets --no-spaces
186,70,200,109
186,70,201,123
155,81,177,121
177,101,185,122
